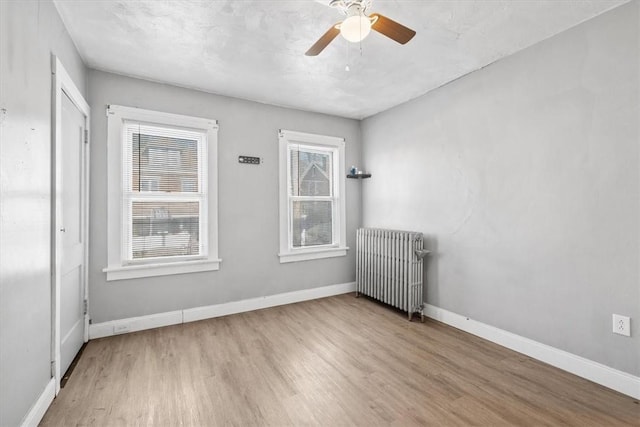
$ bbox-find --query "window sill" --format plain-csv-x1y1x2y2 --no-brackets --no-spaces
103,258,221,281
278,247,348,264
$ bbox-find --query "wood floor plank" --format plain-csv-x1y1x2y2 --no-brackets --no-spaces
41,294,640,426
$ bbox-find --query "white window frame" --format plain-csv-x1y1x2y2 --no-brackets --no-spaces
278,129,348,263
104,105,220,281
122,122,207,264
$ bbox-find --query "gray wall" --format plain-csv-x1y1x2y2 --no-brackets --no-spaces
0,0,87,425
88,70,362,323
361,2,639,376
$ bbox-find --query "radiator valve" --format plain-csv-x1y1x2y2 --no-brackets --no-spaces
415,249,431,259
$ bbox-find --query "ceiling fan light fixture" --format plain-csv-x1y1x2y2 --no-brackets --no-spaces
305,0,414,56
340,15,371,42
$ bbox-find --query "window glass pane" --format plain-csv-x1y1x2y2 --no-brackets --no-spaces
131,132,199,193
181,177,198,192
292,201,332,247
131,201,199,259
289,148,332,197
140,177,159,192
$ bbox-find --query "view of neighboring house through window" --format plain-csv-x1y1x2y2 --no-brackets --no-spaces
104,105,219,281
148,147,181,169
126,124,205,261
289,146,334,247
181,177,198,192
278,129,347,263
140,176,159,192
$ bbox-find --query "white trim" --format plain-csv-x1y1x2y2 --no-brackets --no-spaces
51,55,91,395
89,281,355,339
278,129,347,263
103,258,221,281
279,129,344,146
278,247,349,263
19,378,55,427
184,281,355,322
105,105,219,281
89,310,184,339
107,104,217,129
423,303,640,399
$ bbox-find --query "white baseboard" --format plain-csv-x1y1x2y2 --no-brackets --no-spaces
89,310,183,339
423,303,640,399
89,282,355,339
184,281,355,322
20,378,55,427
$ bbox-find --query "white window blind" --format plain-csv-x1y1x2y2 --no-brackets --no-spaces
122,122,207,263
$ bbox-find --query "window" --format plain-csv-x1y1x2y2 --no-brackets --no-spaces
104,105,220,280
148,148,181,169
181,177,198,192
140,176,159,192
278,129,347,263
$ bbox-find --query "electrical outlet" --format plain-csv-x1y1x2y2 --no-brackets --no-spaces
612,314,631,337
113,323,130,334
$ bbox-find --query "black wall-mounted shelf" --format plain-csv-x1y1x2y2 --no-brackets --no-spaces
347,173,371,179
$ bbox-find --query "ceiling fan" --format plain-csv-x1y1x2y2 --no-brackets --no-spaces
306,0,416,56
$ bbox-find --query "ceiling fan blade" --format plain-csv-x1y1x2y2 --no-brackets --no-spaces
305,25,341,56
370,13,416,45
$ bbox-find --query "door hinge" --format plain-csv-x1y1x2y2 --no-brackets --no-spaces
83,299,88,315
84,129,89,144
50,360,56,377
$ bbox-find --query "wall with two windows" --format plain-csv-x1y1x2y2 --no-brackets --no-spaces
88,69,362,323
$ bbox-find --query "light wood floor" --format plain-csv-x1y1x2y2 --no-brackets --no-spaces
41,294,639,426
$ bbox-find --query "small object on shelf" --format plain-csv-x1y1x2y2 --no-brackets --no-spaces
347,172,371,179
350,165,357,175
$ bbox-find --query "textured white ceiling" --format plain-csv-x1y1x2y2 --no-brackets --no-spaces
54,0,628,119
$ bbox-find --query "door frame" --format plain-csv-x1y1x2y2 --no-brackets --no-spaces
51,55,91,395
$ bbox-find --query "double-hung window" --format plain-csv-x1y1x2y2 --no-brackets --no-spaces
104,105,220,280
278,130,347,263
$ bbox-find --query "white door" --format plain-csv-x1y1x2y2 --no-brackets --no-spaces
59,91,87,376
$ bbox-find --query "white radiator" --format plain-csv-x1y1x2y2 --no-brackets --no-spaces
356,228,428,320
